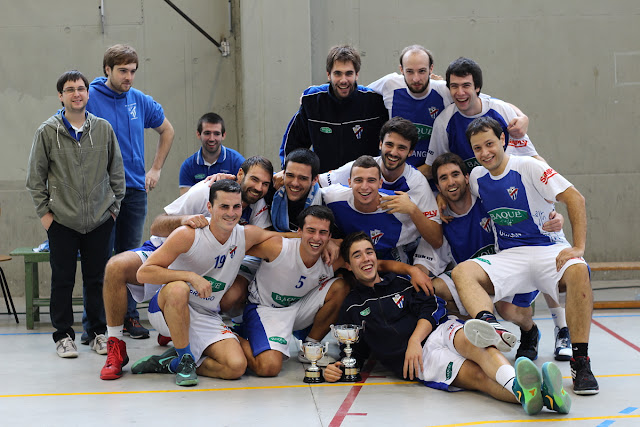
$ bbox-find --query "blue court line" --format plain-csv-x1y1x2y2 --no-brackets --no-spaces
597,406,638,426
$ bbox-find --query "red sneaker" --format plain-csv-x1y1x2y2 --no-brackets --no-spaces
157,334,172,346
100,337,129,380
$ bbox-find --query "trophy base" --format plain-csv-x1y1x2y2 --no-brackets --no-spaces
340,366,362,382
303,370,324,383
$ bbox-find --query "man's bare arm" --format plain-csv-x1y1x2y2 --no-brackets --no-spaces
555,186,587,271
146,118,175,192
149,213,208,237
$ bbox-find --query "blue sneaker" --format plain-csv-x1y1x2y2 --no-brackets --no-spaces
541,362,572,413
513,357,543,415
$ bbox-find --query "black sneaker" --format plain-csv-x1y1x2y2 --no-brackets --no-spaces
131,347,178,374
570,356,599,395
124,317,150,339
516,324,540,360
175,354,198,386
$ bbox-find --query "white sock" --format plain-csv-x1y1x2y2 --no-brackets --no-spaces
496,365,516,397
549,307,567,329
107,325,124,339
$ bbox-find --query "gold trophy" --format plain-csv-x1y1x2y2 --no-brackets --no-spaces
297,340,329,383
330,323,364,382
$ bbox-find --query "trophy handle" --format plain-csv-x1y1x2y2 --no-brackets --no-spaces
297,339,304,352
323,341,329,355
330,324,337,339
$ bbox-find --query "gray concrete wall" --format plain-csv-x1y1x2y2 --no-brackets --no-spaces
0,0,237,296
1,1,638,298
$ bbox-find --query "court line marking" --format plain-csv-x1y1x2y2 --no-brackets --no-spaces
429,413,640,427
329,359,376,427
592,318,640,353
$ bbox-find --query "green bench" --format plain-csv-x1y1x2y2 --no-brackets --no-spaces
9,247,83,329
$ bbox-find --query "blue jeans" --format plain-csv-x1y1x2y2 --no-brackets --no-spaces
82,188,147,333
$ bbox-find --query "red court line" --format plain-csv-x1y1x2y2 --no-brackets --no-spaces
592,318,640,352
329,359,377,427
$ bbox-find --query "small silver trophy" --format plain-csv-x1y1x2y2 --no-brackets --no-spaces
330,323,364,382
297,340,329,383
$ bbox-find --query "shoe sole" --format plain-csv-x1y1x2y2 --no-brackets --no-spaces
514,357,543,415
554,351,572,362
57,352,78,358
124,331,150,339
573,388,600,395
541,362,571,413
176,376,198,387
463,319,516,352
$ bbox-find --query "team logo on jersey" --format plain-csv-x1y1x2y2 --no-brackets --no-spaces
446,362,453,380
392,293,404,309
271,292,302,307
126,102,138,120
370,229,384,245
480,217,492,232
320,126,332,134
203,276,226,292
475,257,492,265
428,106,439,119
508,139,528,148
255,205,269,217
352,124,363,139
415,124,433,138
507,186,518,201
360,307,371,316
268,336,287,345
318,274,332,290
540,168,558,185
424,210,438,218
471,244,496,259
229,245,237,258
489,208,529,226
238,218,248,225
194,173,206,181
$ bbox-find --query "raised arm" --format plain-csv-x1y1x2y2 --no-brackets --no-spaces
149,213,208,237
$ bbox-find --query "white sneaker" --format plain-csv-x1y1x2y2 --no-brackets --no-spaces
554,327,572,361
297,350,336,367
56,335,78,358
463,319,516,353
90,334,108,355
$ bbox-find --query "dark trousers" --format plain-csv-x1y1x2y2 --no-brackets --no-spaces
48,218,114,343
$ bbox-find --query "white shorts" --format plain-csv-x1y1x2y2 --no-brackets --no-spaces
126,243,162,303
147,290,238,367
470,244,587,304
413,238,452,276
419,317,466,391
243,278,338,358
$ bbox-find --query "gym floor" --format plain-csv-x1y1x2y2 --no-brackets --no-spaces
0,280,638,426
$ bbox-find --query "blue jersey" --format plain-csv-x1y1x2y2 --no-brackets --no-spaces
368,74,452,168
321,185,420,263
470,156,572,251
427,96,538,173
442,196,495,264
179,146,245,188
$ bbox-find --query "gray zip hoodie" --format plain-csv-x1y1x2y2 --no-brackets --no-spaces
26,111,125,234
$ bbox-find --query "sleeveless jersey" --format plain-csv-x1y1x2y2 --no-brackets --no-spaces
248,237,334,308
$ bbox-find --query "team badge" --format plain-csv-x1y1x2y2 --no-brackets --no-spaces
507,186,518,201
428,106,439,119
126,103,138,120
360,307,371,316
392,293,404,309
370,229,384,245
229,245,237,258
352,124,363,139
480,217,491,232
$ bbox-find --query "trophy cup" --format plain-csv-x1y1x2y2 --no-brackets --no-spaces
297,340,329,383
330,323,364,382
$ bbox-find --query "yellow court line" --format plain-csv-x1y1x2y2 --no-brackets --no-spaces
0,380,417,398
430,414,640,427
2,372,639,399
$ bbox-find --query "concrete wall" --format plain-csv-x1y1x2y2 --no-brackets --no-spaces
1,1,638,297
0,0,237,296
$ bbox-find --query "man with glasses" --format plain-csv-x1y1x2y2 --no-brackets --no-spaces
179,112,245,195
26,70,125,358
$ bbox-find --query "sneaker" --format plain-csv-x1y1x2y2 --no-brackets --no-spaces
131,347,178,374
516,324,540,360
297,350,337,367
55,335,79,358
463,319,517,352
570,356,599,395
554,327,572,361
80,331,91,345
90,333,108,355
124,317,150,339
157,334,172,346
175,354,198,386
100,337,129,380
541,362,572,413
512,357,543,415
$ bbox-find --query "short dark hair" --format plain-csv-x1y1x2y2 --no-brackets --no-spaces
465,116,503,143
350,155,381,178
399,44,433,69
209,179,241,204
326,45,361,74
57,70,89,107
379,117,419,151
240,156,274,177
197,112,225,134
431,153,469,182
296,205,336,234
284,149,320,179
103,44,138,76
340,231,374,263
446,57,483,94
